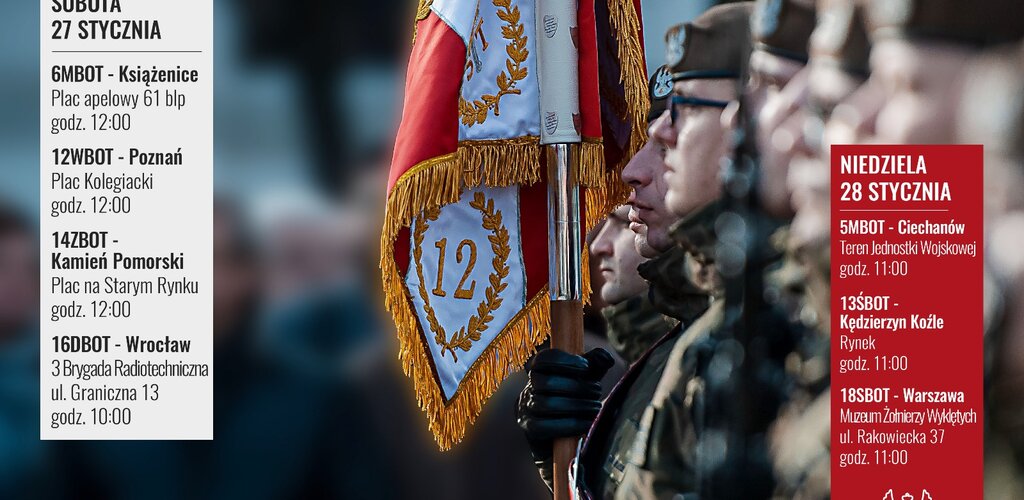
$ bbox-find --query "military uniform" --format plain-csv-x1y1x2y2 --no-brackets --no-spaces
610,202,727,500
603,295,680,366
577,4,758,497
575,246,710,499
773,241,831,500
517,57,699,500
959,39,1024,500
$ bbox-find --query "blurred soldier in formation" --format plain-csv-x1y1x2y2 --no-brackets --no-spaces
859,0,1024,144
772,0,1024,497
958,39,1024,499
516,0,1024,497
857,2,1024,496
762,0,873,496
589,6,759,496
747,0,817,218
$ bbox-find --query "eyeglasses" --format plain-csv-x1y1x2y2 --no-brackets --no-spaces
669,94,731,126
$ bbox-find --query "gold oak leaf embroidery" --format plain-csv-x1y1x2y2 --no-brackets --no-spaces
458,0,529,127
413,192,511,362
412,0,434,44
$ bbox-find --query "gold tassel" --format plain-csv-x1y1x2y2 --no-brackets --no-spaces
608,0,651,165
577,0,650,237
382,244,551,450
578,138,607,188
381,137,594,450
581,243,592,304
458,136,544,187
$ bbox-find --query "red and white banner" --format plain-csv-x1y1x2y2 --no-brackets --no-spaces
381,0,648,449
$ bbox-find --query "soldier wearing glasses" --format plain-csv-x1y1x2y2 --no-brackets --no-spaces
514,5,760,496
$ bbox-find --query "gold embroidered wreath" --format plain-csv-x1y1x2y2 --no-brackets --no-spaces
458,0,530,126
412,0,434,44
413,191,511,362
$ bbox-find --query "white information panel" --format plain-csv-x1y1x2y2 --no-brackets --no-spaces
40,0,213,439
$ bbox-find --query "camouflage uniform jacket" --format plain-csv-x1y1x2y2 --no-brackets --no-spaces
575,244,709,500
577,203,725,500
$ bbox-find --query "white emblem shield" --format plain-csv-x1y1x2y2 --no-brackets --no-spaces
405,185,528,400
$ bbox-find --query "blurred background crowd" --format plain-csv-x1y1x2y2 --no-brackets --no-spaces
2,0,1023,498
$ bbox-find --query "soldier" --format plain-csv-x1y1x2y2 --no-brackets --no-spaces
854,12,1024,487
748,0,818,217
957,42,1024,498
759,0,873,342
649,4,753,224
858,0,1024,144
613,4,767,498
515,62,711,499
516,60,708,497
591,205,679,365
630,1,838,496
738,0,818,321
762,1,875,497
787,0,871,273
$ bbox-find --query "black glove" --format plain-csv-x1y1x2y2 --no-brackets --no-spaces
516,348,615,490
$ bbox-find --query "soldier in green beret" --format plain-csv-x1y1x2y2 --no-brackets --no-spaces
516,66,711,499
859,0,1024,143
748,0,818,217
957,41,1024,498
765,2,874,496
612,4,761,498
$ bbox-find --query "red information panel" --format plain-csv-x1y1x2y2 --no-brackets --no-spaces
831,145,983,499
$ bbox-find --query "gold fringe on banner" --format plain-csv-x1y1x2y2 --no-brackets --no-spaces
583,168,634,234
578,0,650,233
380,17,649,440
578,136,607,188
581,243,593,299
608,0,651,165
381,137,608,251
380,136,608,450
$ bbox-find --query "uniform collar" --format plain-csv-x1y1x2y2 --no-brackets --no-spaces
668,199,724,260
637,245,710,323
601,295,679,364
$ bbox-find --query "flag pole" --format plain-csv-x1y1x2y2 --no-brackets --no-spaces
535,0,584,496
546,143,584,500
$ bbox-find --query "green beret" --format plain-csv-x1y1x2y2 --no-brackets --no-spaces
752,0,818,63
648,65,673,121
665,3,755,81
810,0,870,76
865,0,1024,47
